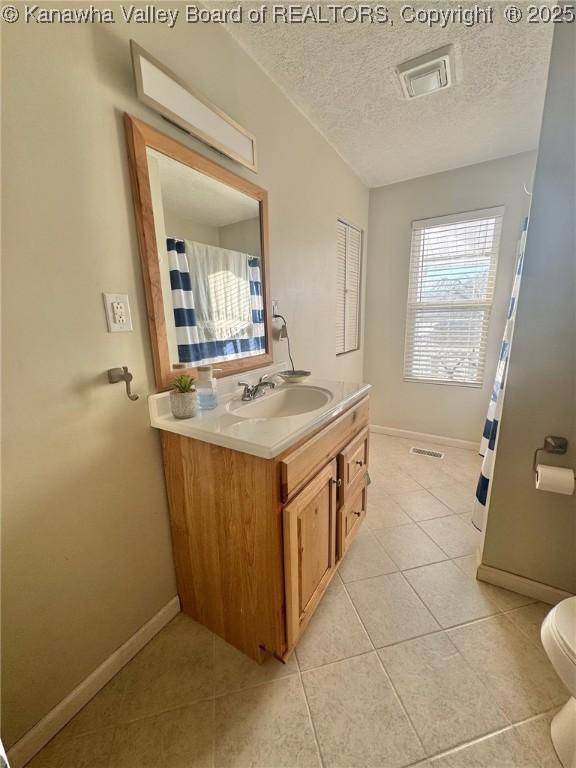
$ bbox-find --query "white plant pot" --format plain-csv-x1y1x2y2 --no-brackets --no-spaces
169,390,197,419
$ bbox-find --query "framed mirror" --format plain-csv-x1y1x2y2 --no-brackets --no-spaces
124,115,272,390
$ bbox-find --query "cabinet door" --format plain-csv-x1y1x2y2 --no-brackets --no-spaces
283,460,337,649
338,427,369,506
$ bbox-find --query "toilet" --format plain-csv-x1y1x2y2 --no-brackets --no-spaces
541,596,576,768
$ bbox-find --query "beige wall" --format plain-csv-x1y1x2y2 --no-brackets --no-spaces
364,153,536,443
219,217,262,258
164,211,221,247
482,25,576,593
1,9,368,746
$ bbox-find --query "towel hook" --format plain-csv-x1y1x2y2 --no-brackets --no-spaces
108,366,139,401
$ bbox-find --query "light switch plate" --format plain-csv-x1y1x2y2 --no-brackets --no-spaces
103,293,133,332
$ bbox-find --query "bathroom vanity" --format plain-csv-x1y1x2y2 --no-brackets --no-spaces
150,382,370,661
125,114,370,661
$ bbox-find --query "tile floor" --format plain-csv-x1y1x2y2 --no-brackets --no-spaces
29,434,568,768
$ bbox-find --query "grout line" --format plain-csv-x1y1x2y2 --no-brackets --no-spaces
340,579,376,652
373,652,428,760
424,723,517,763
402,705,559,766
341,569,442,651
298,673,325,768
299,647,376,675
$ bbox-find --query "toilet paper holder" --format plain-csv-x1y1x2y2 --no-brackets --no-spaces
532,435,569,473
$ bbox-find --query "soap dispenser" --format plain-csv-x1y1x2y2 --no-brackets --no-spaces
196,365,219,410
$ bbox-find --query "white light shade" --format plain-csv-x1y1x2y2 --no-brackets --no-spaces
131,41,257,172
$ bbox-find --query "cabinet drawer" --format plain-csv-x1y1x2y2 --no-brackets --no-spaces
280,397,369,502
338,485,367,558
338,427,369,506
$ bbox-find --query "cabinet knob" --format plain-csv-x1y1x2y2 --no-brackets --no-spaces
353,510,362,517
332,478,342,487
356,460,364,467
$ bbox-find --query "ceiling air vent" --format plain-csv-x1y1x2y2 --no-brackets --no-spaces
397,45,455,99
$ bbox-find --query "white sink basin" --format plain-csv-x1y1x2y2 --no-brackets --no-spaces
228,385,333,419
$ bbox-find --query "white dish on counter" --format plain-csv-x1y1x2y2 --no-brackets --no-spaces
148,378,371,459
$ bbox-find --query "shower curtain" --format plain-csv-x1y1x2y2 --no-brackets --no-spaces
166,238,265,365
472,217,528,531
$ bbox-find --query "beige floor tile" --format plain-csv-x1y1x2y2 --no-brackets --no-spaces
452,556,536,611
214,635,298,696
428,482,476,515
302,653,424,768
338,528,398,582
296,582,372,671
404,561,500,628
450,553,480,578
378,632,508,755
373,469,423,495
108,700,214,768
214,675,320,767
447,615,568,721
392,489,454,522
513,710,563,767
120,614,215,722
443,462,482,486
505,602,552,645
28,727,115,768
65,667,129,737
431,727,541,767
399,461,458,490
365,489,412,529
419,515,481,558
346,572,439,647
373,524,448,570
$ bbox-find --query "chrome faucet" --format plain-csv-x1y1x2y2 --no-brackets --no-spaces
238,374,276,401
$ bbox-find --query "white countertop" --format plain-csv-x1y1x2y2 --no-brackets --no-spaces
148,378,371,459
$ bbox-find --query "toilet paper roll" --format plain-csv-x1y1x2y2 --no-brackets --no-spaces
535,464,575,495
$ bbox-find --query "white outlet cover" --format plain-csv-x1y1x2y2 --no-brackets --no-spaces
103,293,133,332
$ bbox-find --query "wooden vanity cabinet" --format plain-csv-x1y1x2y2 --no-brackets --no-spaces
161,395,369,663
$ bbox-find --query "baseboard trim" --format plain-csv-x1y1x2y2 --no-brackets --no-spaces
477,565,574,605
370,424,479,452
8,596,181,768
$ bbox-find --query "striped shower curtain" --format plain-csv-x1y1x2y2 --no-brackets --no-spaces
166,238,265,366
472,217,528,531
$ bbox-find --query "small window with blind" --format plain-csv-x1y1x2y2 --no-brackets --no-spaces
336,219,362,355
403,207,504,386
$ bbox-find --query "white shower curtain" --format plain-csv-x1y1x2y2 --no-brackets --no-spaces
472,217,529,531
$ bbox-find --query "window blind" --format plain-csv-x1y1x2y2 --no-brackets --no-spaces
336,219,362,355
403,207,504,386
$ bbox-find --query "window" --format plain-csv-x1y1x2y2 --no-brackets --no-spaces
403,207,503,386
336,219,362,355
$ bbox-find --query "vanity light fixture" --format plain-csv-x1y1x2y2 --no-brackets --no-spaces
130,41,258,171
397,45,455,99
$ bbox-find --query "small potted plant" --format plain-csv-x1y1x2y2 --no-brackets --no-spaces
169,375,197,419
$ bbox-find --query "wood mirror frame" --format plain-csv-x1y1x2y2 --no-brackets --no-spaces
124,114,273,391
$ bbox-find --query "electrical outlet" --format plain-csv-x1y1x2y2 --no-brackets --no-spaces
103,293,133,332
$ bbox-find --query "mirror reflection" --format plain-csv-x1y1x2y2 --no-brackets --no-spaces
147,148,265,368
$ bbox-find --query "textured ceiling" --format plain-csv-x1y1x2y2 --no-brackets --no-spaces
149,148,259,227
224,5,553,186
